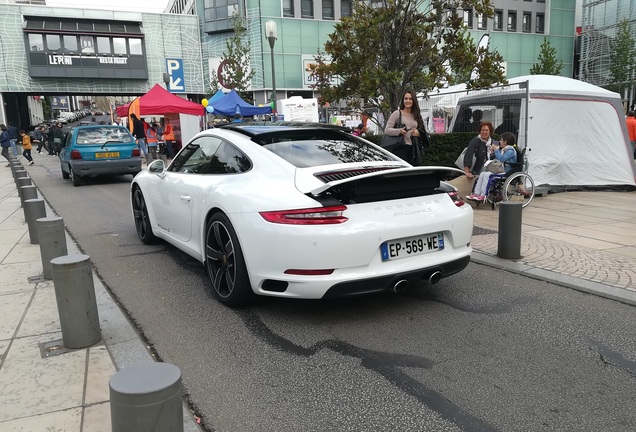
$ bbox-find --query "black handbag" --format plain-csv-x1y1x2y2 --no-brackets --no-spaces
381,111,405,151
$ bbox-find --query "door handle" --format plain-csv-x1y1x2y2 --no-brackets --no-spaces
180,195,191,202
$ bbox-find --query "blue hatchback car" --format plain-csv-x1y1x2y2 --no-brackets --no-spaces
59,125,141,186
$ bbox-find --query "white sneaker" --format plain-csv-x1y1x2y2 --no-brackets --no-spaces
29,161,34,165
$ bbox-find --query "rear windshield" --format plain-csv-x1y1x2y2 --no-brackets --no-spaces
76,127,133,145
263,139,395,168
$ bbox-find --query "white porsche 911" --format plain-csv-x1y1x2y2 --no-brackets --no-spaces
131,124,473,306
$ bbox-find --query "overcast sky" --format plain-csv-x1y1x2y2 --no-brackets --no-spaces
47,0,170,13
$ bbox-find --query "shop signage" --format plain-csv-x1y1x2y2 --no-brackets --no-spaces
47,55,129,66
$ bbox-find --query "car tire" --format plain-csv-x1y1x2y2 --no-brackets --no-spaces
61,164,70,179
205,213,254,307
69,165,82,186
132,187,158,244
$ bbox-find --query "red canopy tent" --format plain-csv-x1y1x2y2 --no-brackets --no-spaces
115,84,203,117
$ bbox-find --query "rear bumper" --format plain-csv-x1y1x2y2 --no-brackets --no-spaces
321,255,471,298
70,159,141,176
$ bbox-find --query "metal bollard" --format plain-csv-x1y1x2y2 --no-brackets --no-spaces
14,169,27,184
497,201,523,259
110,363,183,432
18,180,35,207
24,198,46,243
37,216,68,280
20,185,38,220
50,254,101,348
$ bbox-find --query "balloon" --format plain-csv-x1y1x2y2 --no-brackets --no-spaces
206,105,214,113
201,98,208,107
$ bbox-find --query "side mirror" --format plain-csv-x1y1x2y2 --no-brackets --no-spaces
148,159,165,174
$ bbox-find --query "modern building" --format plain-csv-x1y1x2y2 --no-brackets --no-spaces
0,1,204,128
578,0,635,103
165,0,576,107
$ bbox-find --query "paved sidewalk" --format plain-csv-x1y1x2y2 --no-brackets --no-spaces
0,159,201,431
1,158,635,431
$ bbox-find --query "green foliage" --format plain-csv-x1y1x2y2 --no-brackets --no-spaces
310,0,506,129
608,19,635,94
423,132,476,166
217,13,255,102
530,37,563,76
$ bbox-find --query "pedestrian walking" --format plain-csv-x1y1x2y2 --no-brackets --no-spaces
626,111,636,159
130,113,148,160
162,118,175,159
7,122,18,157
33,126,44,154
20,130,34,165
146,122,159,162
49,123,64,156
0,124,10,165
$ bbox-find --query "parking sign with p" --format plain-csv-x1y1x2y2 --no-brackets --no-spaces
166,58,185,93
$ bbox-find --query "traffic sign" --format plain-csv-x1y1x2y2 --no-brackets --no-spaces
165,58,186,93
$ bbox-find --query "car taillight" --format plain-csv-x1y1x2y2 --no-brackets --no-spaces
260,205,348,225
70,149,82,160
447,191,465,207
284,269,335,275
132,148,140,157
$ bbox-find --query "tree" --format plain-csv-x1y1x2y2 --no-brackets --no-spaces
530,37,563,76
309,0,507,127
608,18,635,97
216,13,255,103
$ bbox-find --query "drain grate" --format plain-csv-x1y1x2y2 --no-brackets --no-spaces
28,275,45,283
473,226,498,236
39,339,78,358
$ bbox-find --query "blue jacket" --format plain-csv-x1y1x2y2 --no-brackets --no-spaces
494,145,518,173
7,125,18,140
0,130,9,147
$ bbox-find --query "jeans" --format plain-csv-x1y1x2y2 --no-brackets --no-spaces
10,139,17,156
164,140,174,158
147,145,158,161
1,146,9,162
137,138,148,158
23,148,33,163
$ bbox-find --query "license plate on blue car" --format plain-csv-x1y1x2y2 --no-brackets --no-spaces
381,233,444,261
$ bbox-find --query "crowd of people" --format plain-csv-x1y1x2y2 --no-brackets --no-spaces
1,121,67,166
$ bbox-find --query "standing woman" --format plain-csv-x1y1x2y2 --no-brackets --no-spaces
383,91,426,165
463,122,495,180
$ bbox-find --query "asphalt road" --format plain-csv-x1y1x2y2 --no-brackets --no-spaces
23,127,636,432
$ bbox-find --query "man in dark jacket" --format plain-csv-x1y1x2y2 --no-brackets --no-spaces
7,122,18,157
130,113,148,160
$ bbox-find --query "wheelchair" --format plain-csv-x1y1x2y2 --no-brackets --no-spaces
471,148,535,209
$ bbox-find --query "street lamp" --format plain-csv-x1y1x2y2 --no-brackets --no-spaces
265,20,277,120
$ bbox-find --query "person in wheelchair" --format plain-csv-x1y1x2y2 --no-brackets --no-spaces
467,132,517,202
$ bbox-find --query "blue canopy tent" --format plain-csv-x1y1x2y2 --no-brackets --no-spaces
209,89,226,104
210,89,272,116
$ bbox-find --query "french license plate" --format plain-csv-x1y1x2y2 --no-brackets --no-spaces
381,233,444,261
95,152,120,158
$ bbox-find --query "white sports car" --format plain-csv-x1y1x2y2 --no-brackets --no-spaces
131,124,473,306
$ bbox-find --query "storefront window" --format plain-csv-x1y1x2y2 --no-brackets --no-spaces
28,34,44,52
113,38,127,54
46,34,61,51
97,37,111,54
63,35,78,52
129,39,142,55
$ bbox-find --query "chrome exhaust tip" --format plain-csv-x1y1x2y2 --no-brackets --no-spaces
391,279,409,293
427,271,442,285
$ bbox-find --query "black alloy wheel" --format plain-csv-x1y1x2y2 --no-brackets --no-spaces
69,164,82,186
132,187,158,244
205,213,253,306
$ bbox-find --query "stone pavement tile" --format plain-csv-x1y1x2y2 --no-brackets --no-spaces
0,291,32,340
85,345,116,405
604,246,636,260
527,230,618,250
0,339,9,363
17,285,60,338
0,230,26,264
555,225,636,246
0,407,82,432
1,208,27,230
0,333,85,422
0,262,36,294
2,240,43,266
84,401,112,432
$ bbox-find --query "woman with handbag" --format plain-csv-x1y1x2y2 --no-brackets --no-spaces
383,90,426,165
467,132,517,202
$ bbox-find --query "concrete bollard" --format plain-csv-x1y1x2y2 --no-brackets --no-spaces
24,198,46,243
497,201,522,259
16,176,32,204
14,169,27,184
50,254,101,348
37,216,68,280
110,363,183,432
20,185,38,220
